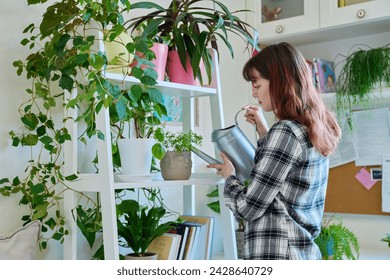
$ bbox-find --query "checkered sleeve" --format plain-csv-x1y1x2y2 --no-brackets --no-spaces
224,122,303,221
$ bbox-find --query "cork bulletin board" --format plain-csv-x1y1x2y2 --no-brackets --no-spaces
325,162,390,216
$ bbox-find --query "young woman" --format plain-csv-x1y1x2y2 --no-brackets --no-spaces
208,42,341,260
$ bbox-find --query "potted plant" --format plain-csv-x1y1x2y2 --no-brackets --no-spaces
110,81,168,176
126,0,259,85
336,44,390,119
116,198,177,259
381,233,390,248
159,130,202,180
315,216,360,260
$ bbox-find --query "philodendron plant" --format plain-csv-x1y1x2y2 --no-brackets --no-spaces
0,0,167,257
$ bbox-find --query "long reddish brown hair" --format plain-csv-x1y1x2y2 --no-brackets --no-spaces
243,42,341,156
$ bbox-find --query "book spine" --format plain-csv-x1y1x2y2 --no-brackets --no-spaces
313,58,321,93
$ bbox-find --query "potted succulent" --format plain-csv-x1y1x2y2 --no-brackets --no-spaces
159,129,202,180
116,198,177,259
125,0,259,85
336,44,390,119
314,216,360,260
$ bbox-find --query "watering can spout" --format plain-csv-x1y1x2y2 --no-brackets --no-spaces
211,109,256,182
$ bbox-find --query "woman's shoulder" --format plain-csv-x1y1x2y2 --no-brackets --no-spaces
271,119,305,133
269,119,308,142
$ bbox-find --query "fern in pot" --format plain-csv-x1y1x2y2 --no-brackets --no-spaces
314,216,360,260
159,130,202,180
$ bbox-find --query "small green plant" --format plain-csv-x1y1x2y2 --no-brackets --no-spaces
315,216,360,260
161,130,202,153
116,198,177,257
381,233,390,248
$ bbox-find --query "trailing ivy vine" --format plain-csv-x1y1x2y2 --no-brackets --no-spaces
0,0,165,256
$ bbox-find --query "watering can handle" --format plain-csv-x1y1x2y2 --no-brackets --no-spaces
234,109,246,126
234,108,269,130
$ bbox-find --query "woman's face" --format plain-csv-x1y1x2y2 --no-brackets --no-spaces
250,69,272,112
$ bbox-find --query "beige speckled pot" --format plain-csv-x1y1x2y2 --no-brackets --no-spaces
160,151,192,180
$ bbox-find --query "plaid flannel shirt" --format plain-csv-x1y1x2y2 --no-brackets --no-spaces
224,120,328,260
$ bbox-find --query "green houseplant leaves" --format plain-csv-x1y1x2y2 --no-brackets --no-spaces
126,0,259,84
314,217,360,260
116,199,177,257
336,44,390,119
0,0,168,255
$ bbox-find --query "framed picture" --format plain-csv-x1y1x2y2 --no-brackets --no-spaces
162,96,200,128
371,168,382,181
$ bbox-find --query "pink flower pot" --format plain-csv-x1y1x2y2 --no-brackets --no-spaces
149,43,168,81
131,43,168,81
166,50,200,86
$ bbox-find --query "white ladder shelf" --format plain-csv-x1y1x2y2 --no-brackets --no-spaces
63,49,238,260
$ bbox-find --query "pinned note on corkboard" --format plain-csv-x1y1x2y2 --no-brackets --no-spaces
325,162,390,216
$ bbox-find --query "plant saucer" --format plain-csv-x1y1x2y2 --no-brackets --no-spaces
114,173,155,182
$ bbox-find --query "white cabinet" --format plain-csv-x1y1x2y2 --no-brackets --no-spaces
247,0,320,43
320,0,390,28
62,49,238,260
247,0,390,45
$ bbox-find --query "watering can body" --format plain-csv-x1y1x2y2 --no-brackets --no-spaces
211,110,256,182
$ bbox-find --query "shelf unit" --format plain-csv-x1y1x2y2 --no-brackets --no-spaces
62,49,238,260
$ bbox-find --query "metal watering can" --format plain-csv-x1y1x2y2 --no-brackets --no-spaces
211,109,256,181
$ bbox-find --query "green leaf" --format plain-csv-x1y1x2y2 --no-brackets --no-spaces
31,183,45,194
152,143,164,160
23,134,39,146
64,174,78,181
206,188,219,198
21,113,39,130
59,74,74,91
147,88,163,104
115,97,127,120
206,201,220,214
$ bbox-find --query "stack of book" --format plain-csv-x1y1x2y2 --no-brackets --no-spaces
146,215,215,260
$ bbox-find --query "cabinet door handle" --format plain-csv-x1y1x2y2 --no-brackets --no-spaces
357,9,366,18
276,25,284,33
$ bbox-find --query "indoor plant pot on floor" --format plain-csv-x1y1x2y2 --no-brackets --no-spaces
117,198,177,259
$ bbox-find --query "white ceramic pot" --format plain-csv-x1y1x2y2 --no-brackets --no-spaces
125,252,158,260
118,138,155,175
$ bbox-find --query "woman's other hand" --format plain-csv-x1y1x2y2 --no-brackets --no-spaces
207,152,235,179
242,104,268,137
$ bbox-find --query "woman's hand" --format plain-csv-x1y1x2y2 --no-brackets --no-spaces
242,104,268,137
207,152,235,179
